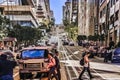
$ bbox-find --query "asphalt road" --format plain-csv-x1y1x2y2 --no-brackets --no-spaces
13,45,120,80
60,46,120,80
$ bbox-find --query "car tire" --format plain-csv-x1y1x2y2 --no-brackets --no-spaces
111,60,114,63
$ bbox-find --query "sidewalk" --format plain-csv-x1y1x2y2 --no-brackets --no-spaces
94,56,104,61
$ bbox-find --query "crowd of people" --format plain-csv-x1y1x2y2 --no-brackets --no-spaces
78,39,120,62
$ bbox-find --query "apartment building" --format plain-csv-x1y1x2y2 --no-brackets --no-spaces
78,0,86,35
94,0,99,35
99,0,120,45
0,0,38,27
78,0,95,36
36,0,51,25
109,0,120,45
63,0,78,24
71,0,78,23
63,0,71,23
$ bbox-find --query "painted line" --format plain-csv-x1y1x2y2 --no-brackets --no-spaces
63,46,79,77
103,78,120,80
13,72,19,78
91,68,105,79
62,46,72,80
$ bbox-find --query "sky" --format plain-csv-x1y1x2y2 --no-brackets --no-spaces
50,0,66,24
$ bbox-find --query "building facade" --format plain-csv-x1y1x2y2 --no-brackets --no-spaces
36,0,51,25
99,0,120,46
71,0,78,23
0,0,38,27
63,0,78,24
78,0,86,35
63,0,71,23
78,0,95,36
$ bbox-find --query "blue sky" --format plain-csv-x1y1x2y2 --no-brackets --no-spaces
50,0,66,24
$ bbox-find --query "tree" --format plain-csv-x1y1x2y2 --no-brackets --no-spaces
7,24,42,46
87,35,99,41
63,19,69,27
77,35,87,41
0,15,10,39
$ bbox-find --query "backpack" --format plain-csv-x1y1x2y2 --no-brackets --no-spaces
54,56,60,69
79,58,84,66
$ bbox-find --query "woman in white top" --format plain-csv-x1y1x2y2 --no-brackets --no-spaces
79,51,93,80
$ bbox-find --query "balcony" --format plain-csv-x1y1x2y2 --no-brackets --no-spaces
2,5,32,12
36,15,45,18
115,1,119,12
110,5,114,16
6,15,32,21
99,16,105,23
6,15,38,27
36,11,44,15
114,20,119,27
0,5,37,23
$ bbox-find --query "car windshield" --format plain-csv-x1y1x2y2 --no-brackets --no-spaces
21,49,45,59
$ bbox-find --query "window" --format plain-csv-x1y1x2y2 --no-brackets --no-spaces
110,15,114,24
100,11,102,18
111,0,115,7
115,10,119,21
22,50,45,59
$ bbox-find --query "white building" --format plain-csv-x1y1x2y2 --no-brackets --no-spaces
0,0,39,27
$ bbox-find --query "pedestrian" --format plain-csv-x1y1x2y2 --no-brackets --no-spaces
109,38,115,49
0,54,17,80
104,47,109,63
78,51,93,80
46,52,58,80
54,49,61,80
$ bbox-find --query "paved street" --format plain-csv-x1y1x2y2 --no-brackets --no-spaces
0,0,120,80
60,46,120,80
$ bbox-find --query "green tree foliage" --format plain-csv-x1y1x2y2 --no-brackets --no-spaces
99,34,105,41
88,35,99,41
0,15,10,39
63,19,69,27
7,24,42,45
77,35,87,41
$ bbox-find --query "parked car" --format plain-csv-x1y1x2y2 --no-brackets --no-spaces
0,50,15,61
111,48,120,63
69,41,74,46
17,46,50,79
62,40,69,45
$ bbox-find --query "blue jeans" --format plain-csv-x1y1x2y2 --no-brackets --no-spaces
0,75,13,80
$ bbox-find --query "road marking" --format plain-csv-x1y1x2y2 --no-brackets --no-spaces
62,46,72,80
13,72,19,78
73,51,79,54
63,46,79,77
91,68,105,79
103,78,120,80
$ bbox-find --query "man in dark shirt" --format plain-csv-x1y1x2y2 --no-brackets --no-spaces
54,49,61,80
0,54,16,80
